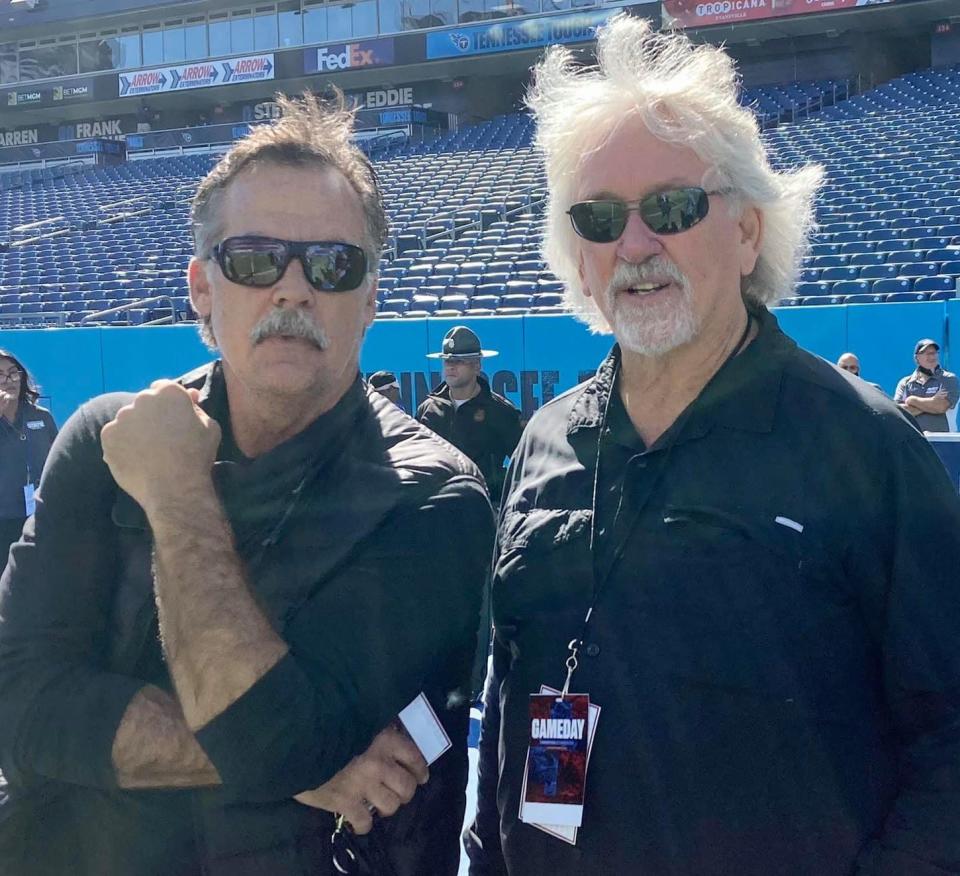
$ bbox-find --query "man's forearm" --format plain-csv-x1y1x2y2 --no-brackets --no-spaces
905,394,950,414
148,478,288,731
113,684,221,788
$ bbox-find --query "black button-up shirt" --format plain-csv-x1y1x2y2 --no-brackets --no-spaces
470,305,960,876
0,363,494,875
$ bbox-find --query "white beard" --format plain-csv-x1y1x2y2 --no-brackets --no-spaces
602,257,699,357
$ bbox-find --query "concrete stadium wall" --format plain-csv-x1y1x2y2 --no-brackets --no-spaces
0,303,955,428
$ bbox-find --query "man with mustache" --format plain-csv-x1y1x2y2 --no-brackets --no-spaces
467,14,960,875
0,92,494,875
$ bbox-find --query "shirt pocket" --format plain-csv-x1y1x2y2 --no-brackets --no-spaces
494,507,594,624
625,503,847,703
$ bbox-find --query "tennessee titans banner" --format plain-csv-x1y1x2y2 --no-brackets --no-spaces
119,54,274,98
426,9,623,60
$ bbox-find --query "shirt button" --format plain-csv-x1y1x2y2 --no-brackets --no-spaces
585,643,601,658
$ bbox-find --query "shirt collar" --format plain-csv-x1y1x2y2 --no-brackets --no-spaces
432,374,492,404
567,303,788,443
186,360,367,474
910,365,943,381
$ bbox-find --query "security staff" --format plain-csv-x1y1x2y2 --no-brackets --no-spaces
0,350,56,566
417,326,523,503
894,339,959,432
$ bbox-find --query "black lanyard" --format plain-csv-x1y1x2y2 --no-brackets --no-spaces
560,315,755,695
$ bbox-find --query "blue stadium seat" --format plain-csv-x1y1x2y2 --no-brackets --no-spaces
410,295,440,314
912,276,955,293
845,293,886,304
859,265,898,280
820,267,859,283
831,280,871,296
885,292,928,303
381,298,410,315
439,295,469,312
871,279,913,295
795,281,833,297
811,255,849,268
898,262,940,278
475,283,506,298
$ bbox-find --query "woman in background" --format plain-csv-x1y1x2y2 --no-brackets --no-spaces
0,350,57,568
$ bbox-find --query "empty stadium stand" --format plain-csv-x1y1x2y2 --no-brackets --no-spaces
0,66,958,327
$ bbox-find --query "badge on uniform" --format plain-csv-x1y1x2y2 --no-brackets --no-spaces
22,483,36,517
519,689,600,841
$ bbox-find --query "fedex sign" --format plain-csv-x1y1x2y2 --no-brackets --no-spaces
305,39,395,74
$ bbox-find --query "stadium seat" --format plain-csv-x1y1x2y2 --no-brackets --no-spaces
885,292,928,303
871,279,913,295
912,276,956,293
898,262,940,278
831,280,871,296
820,267,859,283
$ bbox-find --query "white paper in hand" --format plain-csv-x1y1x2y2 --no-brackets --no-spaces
398,693,452,766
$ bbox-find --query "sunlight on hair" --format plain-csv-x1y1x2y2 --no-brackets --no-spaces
527,13,824,332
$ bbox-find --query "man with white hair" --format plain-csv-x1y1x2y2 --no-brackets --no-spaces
467,14,960,875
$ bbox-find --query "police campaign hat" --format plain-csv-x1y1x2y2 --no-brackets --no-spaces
427,326,498,359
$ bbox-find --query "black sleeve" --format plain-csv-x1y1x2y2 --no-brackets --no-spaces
500,404,523,460
0,399,144,791
194,474,495,800
854,425,960,873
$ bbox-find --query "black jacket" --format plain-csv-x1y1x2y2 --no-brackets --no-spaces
469,306,960,875
0,402,57,521
416,376,522,502
0,362,495,876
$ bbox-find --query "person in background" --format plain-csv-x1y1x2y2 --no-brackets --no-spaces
369,370,403,407
894,339,958,432
416,326,523,505
836,352,885,394
0,349,56,568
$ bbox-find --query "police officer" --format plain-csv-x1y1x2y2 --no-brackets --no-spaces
0,349,57,566
417,326,522,503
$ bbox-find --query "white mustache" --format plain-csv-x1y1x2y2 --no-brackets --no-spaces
250,308,329,350
607,256,690,291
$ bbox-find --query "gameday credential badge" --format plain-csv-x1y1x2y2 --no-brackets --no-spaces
520,693,590,827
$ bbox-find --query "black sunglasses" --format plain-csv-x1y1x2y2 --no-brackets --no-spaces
567,187,730,243
210,236,368,292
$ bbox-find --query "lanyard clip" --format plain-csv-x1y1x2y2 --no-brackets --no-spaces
560,637,581,699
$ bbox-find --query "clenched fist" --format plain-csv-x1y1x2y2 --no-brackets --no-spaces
101,380,221,514
295,725,429,835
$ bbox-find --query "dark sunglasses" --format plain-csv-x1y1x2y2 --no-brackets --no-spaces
211,236,368,292
567,186,730,243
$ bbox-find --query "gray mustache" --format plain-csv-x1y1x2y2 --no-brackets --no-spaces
609,256,689,289
250,308,330,349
